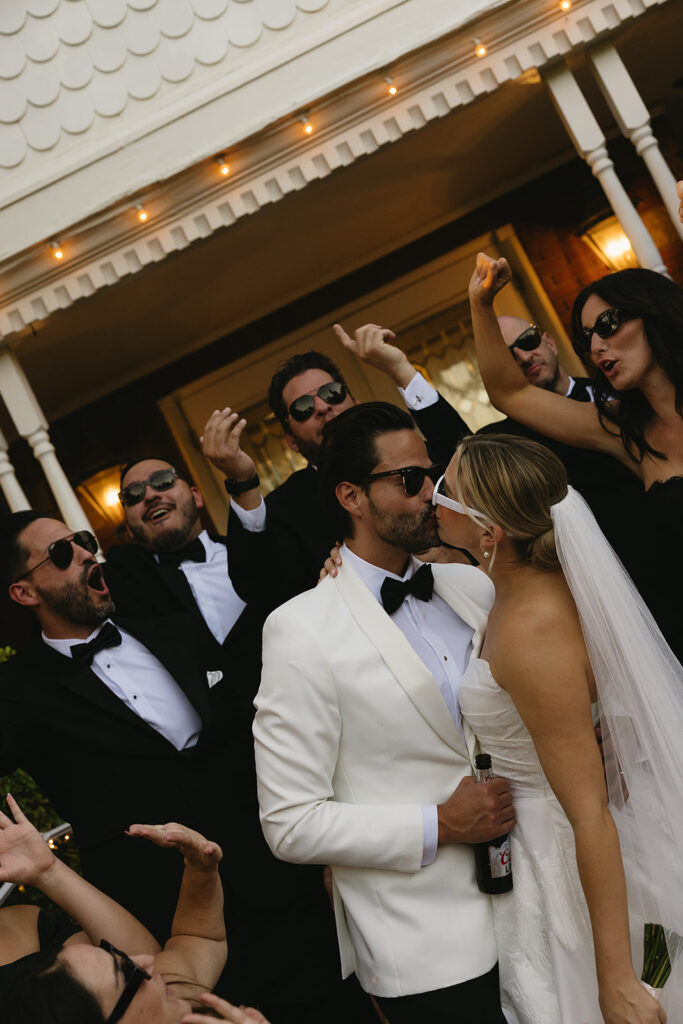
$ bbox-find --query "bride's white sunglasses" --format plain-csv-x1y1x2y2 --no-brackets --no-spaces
432,473,487,521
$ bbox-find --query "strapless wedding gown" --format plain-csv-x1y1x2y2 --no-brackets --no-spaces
460,658,602,1024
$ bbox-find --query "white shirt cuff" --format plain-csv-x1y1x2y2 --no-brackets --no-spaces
421,804,438,866
230,496,266,533
399,371,439,411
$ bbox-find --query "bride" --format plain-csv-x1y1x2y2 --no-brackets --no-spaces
433,432,682,1024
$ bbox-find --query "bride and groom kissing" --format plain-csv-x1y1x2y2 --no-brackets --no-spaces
252,400,682,1024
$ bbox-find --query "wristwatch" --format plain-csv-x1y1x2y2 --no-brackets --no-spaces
224,474,260,496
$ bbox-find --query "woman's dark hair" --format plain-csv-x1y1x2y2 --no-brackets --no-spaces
3,946,105,1024
268,351,350,430
570,268,683,461
318,402,415,540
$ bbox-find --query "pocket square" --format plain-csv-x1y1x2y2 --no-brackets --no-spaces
207,670,223,689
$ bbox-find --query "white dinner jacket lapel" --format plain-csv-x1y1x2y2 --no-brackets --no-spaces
333,561,490,759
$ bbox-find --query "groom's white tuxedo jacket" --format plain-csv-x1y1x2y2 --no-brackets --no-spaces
254,559,498,997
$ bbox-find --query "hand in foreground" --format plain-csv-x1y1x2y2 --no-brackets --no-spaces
333,323,414,387
201,408,257,482
318,544,342,582
677,180,683,226
468,253,512,308
0,794,56,888
437,775,515,845
126,823,223,871
599,977,666,1024
181,992,270,1023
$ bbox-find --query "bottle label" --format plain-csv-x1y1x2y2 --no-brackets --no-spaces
488,838,512,878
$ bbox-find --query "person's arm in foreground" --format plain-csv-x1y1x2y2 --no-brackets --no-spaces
127,823,226,991
182,992,270,1023
0,794,160,957
493,616,664,1024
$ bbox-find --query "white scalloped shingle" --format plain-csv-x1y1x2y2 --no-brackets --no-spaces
55,1,93,46
26,0,60,18
159,0,194,39
21,102,61,149
156,33,194,82
297,0,329,10
127,0,160,11
24,17,60,62
0,35,26,79
257,0,296,32
191,0,228,19
122,8,161,55
91,68,128,116
87,0,126,30
190,15,228,65
90,23,127,72
0,79,27,124
57,43,94,88
124,51,161,99
226,1,261,47
0,122,27,166
0,0,27,35
55,85,95,133
25,60,61,107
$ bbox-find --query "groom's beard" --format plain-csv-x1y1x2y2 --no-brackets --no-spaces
368,500,440,553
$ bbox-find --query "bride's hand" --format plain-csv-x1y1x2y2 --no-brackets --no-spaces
599,976,666,1024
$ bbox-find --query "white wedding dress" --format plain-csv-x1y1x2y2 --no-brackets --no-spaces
460,658,602,1023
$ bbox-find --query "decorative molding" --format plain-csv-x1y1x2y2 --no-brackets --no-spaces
0,0,670,341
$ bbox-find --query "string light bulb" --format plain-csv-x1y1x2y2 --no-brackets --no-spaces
50,240,64,260
474,38,487,58
385,76,397,96
215,155,230,176
559,0,572,9
299,114,314,135
135,204,149,223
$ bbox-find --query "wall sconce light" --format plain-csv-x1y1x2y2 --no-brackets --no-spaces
77,466,126,529
385,76,397,96
135,204,149,223
299,114,314,135
215,155,230,176
474,38,487,58
559,0,572,10
581,215,637,272
50,240,64,260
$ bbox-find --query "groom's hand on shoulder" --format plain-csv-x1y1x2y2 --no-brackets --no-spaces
436,776,515,846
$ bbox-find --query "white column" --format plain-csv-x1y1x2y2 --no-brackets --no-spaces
542,63,668,275
0,348,94,532
588,43,683,242
0,428,31,511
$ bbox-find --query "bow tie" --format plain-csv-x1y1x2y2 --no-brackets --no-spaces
157,537,206,568
71,622,122,666
380,563,434,615
569,380,591,402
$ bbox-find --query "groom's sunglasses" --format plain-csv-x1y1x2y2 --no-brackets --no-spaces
287,382,348,422
15,530,98,582
361,464,442,497
119,468,179,507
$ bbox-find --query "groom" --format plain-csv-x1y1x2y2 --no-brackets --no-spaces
253,402,513,1023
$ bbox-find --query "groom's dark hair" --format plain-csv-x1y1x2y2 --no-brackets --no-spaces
318,402,415,540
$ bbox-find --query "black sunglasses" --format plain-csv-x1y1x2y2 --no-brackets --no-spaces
360,464,442,497
14,530,98,582
508,325,543,356
576,308,635,357
100,940,152,1024
288,381,347,422
119,467,179,507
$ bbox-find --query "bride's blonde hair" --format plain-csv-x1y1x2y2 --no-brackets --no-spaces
453,434,568,571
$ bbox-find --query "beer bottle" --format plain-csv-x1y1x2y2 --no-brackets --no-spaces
473,752,513,894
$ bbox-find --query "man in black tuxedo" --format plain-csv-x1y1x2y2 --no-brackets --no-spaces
495,316,594,401
103,462,377,1024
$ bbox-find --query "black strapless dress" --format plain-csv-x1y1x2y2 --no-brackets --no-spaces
640,477,683,665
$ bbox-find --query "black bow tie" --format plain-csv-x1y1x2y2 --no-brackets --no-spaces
157,537,206,568
569,380,591,402
380,563,434,615
71,622,122,666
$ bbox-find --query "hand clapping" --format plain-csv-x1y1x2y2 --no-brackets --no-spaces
125,822,223,871
0,794,56,888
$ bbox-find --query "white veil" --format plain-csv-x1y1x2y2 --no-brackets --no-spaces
552,487,683,1011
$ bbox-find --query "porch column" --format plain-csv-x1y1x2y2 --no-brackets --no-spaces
542,63,668,275
588,43,683,242
0,348,93,532
0,428,30,511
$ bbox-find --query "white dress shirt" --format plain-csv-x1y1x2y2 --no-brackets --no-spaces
157,530,246,645
43,622,202,751
341,543,473,865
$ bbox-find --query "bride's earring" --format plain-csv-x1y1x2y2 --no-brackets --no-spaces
483,551,490,558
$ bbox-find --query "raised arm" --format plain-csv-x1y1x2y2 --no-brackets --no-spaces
0,795,160,956
469,254,631,468
126,823,226,991
493,615,663,1024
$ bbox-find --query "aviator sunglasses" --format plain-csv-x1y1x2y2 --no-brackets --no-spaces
119,467,179,507
360,464,442,497
576,308,635,357
14,530,98,582
287,381,348,422
99,940,152,1024
508,324,542,356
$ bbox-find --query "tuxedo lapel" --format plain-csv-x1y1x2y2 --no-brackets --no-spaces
333,563,467,756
